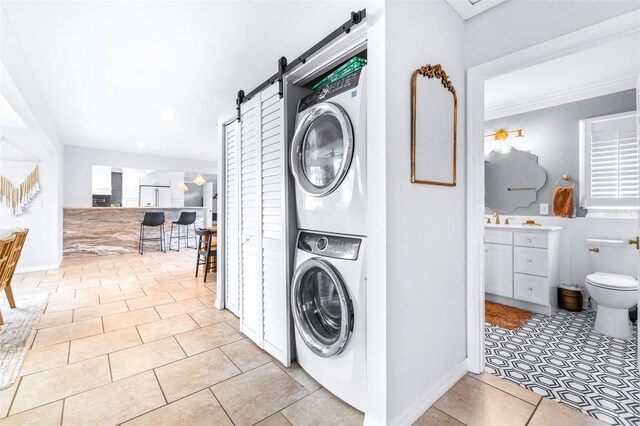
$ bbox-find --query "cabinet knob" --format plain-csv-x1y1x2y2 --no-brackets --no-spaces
527,259,532,263
528,287,533,291
527,238,532,243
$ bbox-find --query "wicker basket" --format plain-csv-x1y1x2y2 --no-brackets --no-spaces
558,287,583,312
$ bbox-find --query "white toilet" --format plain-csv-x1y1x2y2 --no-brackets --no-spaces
585,238,638,339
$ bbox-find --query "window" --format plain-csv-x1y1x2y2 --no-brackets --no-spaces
580,111,638,216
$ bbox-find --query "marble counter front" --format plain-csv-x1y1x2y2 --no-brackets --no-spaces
63,207,206,256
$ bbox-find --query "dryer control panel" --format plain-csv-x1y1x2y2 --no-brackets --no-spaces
298,231,361,261
298,69,362,112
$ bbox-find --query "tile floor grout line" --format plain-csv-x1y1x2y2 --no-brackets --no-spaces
171,335,189,358
209,388,238,425
10,361,164,417
524,396,544,426
151,369,169,405
59,397,64,425
6,376,24,418
466,373,540,407
430,406,464,425
107,353,114,383
272,387,321,423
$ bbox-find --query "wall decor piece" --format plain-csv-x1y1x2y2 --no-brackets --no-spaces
485,149,547,213
411,63,457,186
0,165,40,216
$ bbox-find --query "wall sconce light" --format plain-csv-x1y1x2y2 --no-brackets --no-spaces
485,128,528,153
183,183,188,192
193,173,206,186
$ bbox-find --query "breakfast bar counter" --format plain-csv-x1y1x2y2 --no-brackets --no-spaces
63,207,207,256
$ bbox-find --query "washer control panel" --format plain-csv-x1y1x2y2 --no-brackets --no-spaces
297,231,361,261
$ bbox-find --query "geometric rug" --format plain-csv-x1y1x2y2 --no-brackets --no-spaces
485,310,639,426
0,294,47,390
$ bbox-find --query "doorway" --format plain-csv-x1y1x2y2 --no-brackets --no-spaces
466,11,640,426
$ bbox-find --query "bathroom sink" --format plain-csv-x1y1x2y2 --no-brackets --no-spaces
485,223,563,232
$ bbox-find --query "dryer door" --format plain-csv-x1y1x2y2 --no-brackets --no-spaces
290,102,354,197
291,258,353,358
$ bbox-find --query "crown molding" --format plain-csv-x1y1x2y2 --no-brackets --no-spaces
485,74,638,120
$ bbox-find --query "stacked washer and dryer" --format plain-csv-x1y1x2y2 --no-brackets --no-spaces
289,64,367,411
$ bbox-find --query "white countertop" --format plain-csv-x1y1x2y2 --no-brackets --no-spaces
485,223,564,232
64,207,207,210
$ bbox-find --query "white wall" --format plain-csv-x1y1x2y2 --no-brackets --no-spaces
465,1,640,68
64,145,216,207
1,6,64,271
0,152,63,271
368,2,468,424
364,2,387,423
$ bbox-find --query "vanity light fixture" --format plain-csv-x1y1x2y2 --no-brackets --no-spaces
193,173,206,186
485,128,528,152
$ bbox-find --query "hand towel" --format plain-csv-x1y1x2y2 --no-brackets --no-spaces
553,186,575,218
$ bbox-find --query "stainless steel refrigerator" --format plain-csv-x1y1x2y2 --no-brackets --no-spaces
139,186,171,207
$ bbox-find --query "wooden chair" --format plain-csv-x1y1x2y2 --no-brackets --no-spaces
0,229,28,325
195,228,216,283
0,233,17,326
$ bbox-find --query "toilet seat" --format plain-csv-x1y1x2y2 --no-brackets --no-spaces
586,272,638,291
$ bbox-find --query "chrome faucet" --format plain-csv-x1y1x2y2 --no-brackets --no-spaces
493,212,500,224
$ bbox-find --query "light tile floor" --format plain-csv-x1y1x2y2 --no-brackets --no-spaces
0,250,603,425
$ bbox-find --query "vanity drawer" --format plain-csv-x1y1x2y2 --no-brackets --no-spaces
485,230,513,245
514,273,547,305
514,232,547,249
514,246,548,276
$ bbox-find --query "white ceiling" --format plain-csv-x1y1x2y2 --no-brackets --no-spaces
446,0,506,20
0,93,26,128
485,33,640,119
1,1,364,161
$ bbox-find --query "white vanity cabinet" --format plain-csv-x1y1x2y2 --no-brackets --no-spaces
485,225,562,315
485,242,513,298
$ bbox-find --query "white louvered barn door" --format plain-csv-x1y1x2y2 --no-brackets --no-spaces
223,120,240,316
239,96,263,344
259,84,291,366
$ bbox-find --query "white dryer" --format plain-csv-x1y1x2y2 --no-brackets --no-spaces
291,231,366,411
290,67,366,236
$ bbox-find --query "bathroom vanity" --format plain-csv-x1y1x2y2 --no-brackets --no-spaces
485,224,563,315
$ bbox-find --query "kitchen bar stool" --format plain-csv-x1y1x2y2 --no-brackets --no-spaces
139,212,166,254
169,211,197,251
195,228,216,282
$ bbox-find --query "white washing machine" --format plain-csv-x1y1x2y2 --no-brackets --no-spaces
291,230,366,411
290,67,366,236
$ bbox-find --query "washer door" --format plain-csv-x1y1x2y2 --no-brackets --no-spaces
291,258,353,358
290,102,354,197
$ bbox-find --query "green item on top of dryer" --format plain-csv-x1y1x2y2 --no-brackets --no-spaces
312,57,367,90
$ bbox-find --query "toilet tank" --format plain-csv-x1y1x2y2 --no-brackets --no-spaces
586,238,637,278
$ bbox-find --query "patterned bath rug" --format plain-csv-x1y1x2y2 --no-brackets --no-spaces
0,294,47,390
485,300,533,330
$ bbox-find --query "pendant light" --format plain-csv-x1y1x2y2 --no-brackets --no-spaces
193,173,206,186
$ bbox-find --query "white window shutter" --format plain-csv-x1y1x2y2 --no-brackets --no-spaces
582,112,638,211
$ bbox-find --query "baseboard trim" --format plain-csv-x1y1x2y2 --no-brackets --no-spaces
16,263,60,274
389,358,468,425
363,413,386,426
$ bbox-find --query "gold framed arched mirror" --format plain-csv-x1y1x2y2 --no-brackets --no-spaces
411,64,457,187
